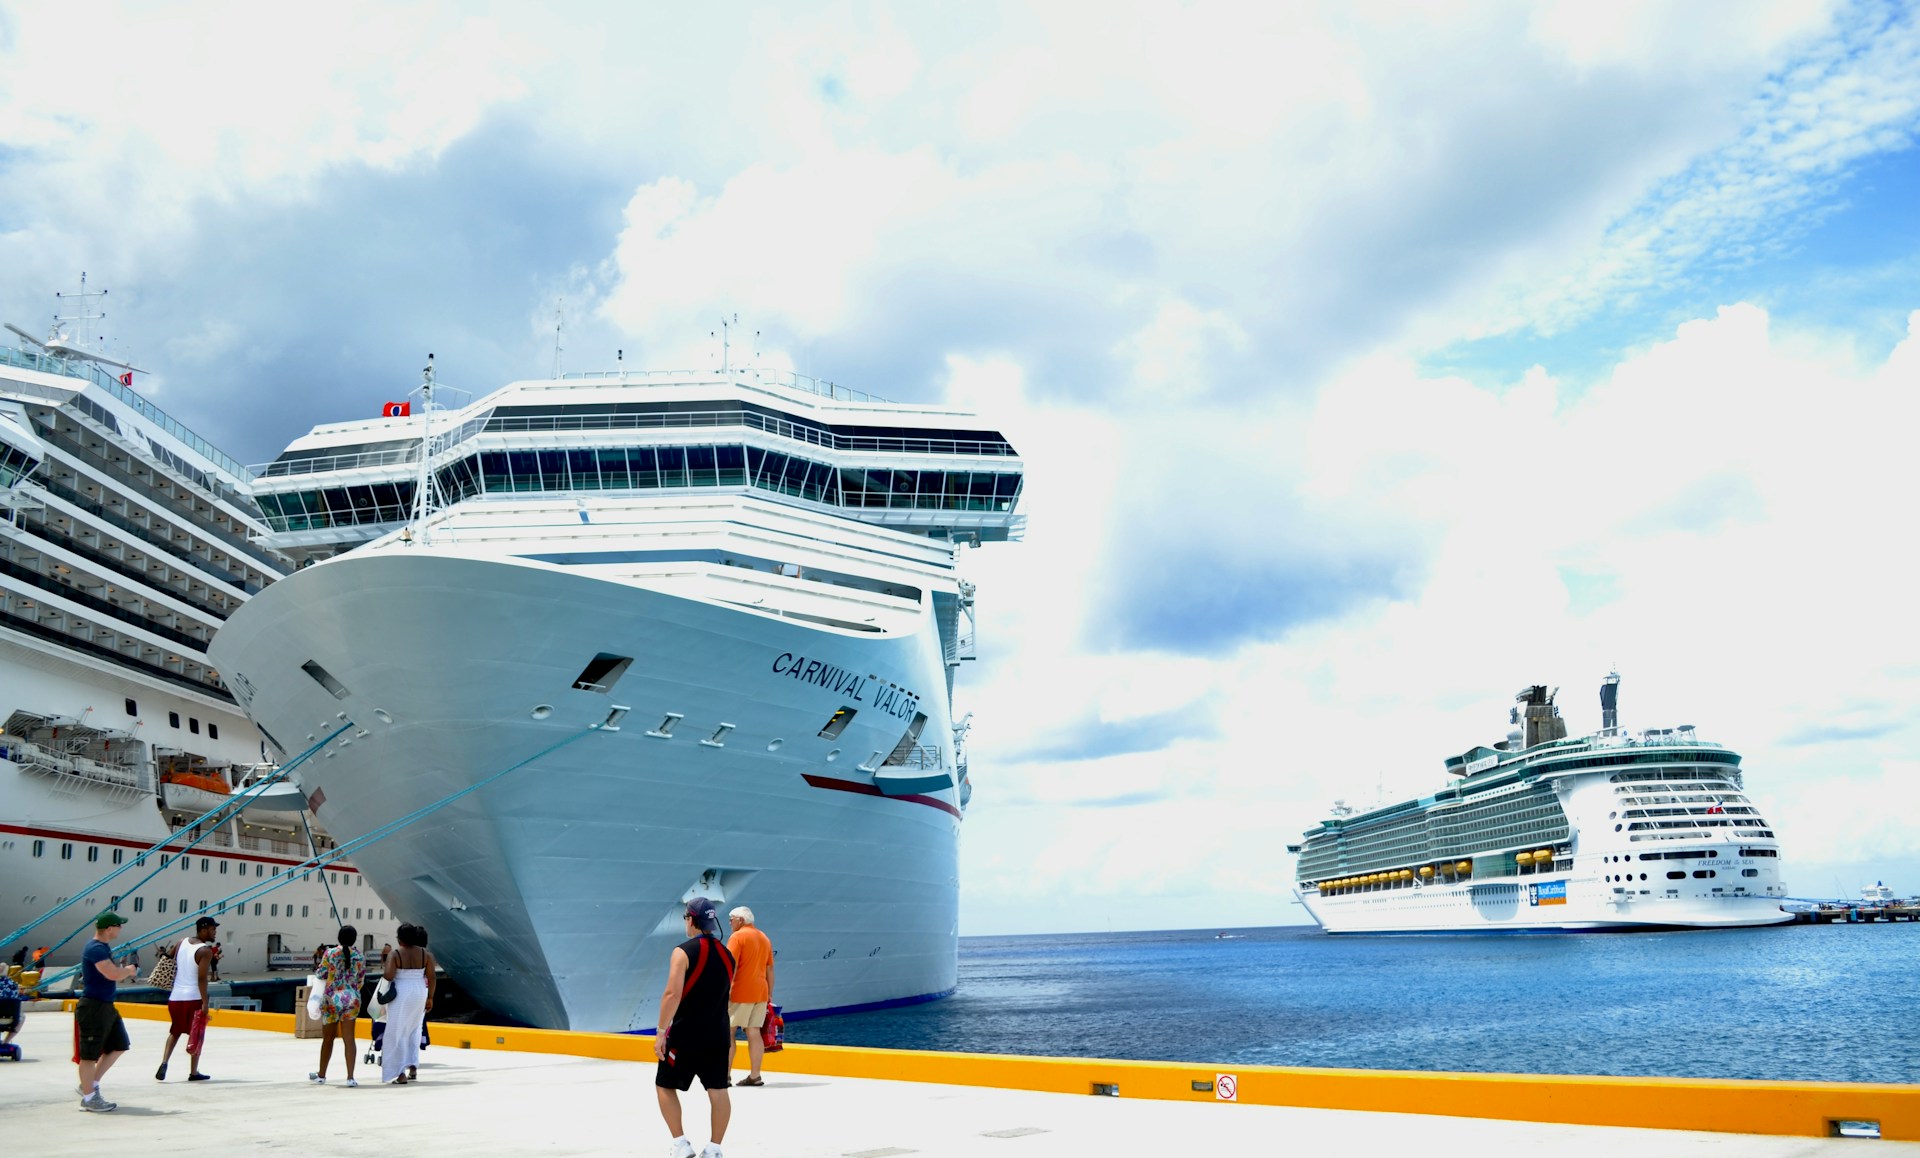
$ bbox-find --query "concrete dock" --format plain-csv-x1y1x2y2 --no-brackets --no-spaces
7,1010,1916,1156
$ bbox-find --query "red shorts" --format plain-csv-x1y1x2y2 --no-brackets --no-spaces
167,1000,200,1034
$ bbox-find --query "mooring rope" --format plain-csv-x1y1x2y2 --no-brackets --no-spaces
33,718,607,990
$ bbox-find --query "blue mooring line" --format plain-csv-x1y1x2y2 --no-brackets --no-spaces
31,719,608,990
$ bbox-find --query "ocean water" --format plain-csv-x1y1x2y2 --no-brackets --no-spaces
791,922,1919,1083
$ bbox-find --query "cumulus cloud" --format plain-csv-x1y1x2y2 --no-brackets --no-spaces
4,1,1919,934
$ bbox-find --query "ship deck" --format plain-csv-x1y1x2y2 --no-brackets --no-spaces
6,1009,1911,1155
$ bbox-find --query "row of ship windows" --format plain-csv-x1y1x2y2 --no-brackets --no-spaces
1603,849,1777,861
1614,783,1737,797
120,697,218,738
1619,820,1770,832
1606,870,1762,882
1617,807,1757,818
118,896,391,920
1603,759,1742,780
26,842,371,889
254,447,1023,533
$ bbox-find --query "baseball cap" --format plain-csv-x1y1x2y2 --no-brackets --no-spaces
95,912,127,930
196,915,220,929
685,897,720,933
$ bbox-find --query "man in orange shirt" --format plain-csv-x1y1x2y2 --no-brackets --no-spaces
724,907,775,1086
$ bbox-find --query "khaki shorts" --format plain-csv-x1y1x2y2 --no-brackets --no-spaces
728,1001,767,1030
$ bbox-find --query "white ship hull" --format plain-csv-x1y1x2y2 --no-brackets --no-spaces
1299,873,1793,932
210,549,965,1031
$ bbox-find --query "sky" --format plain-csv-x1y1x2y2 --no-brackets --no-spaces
4,1,1920,934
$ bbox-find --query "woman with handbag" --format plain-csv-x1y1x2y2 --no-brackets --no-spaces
307,925,365,1087
380,923,435,1085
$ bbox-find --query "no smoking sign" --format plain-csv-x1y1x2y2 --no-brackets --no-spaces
1215,1073,1238,1102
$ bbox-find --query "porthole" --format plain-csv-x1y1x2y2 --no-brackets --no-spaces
767,738,784,752
373,709,393,724
826,748,841,762
531,705,553,720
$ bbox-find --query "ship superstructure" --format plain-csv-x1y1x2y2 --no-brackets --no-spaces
0,290,398,971
210,362,1024,1029
1290,676,1790,932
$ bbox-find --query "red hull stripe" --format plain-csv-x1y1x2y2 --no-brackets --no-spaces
800,774,961,819
0,822,360,874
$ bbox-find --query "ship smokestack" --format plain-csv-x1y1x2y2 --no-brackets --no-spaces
1600,670,1620,733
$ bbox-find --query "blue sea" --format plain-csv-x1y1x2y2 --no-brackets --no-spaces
792,922,1919,1083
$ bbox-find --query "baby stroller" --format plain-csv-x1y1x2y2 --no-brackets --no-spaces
1,995,23,1061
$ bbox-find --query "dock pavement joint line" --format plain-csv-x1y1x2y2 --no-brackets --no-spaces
87,1000,1920,1141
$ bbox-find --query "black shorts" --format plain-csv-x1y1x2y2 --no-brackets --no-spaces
654,1027,731,1092
74,998,130,1061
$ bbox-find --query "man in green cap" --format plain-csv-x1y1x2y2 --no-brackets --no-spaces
76,912,138,1112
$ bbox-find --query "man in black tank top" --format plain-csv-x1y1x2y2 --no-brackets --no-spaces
654,897,736,1158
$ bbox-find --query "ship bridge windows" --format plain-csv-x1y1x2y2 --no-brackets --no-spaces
258,443,1023,533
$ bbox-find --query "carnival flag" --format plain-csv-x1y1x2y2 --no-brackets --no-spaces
382,401,411,417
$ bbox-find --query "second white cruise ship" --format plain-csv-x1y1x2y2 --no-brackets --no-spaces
209,359,1024,1030
1290,675,1791,933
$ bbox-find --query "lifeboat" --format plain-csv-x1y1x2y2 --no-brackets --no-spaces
1419,866,1434,877
1516,850,1535,864
159,771,231,815
1455,860,1472,874
1399,869,1413,880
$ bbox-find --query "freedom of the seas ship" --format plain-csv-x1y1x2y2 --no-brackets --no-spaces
0,284,398,971
208,354,1025,1030
1290,675,1791,932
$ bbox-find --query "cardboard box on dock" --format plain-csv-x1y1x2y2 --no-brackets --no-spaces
294,986,323,1039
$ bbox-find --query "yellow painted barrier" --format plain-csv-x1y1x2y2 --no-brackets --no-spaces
98,1002,1917,1139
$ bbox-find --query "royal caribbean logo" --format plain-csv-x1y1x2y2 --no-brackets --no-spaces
1528,880,1567,907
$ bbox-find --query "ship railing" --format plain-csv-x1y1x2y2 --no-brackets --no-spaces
237,835,300,855
2,739,150,802
465,408,1018,457
557,366,894,405
251,445,422,478
883,745,945,770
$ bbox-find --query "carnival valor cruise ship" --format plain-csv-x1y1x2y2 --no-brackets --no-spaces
1290,675,1791,933
210,356,1024,1030
0,286,398,972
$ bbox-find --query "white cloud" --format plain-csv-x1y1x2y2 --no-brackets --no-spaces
6,1,1920,935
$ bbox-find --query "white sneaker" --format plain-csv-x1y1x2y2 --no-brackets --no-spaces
669,1139,696,1158
699,1146,724,1158
308,1072,326,1085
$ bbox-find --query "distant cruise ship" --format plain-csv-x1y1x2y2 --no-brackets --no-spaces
209,356,1024,1030
1290,675,1791,932
0,284,398,971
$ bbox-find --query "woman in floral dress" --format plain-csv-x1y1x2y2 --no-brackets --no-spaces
308,925,365,1086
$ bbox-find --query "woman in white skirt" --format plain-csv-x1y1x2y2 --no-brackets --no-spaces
380,923,435,1085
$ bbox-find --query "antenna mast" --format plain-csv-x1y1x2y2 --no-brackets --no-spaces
551,298,566,378
54,271,108,350
411,354,437,544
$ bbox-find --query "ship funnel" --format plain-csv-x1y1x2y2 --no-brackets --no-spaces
1515,684,1568,749
1600,671,1620,733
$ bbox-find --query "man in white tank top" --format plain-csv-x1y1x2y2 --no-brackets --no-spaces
155,916,217,1081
